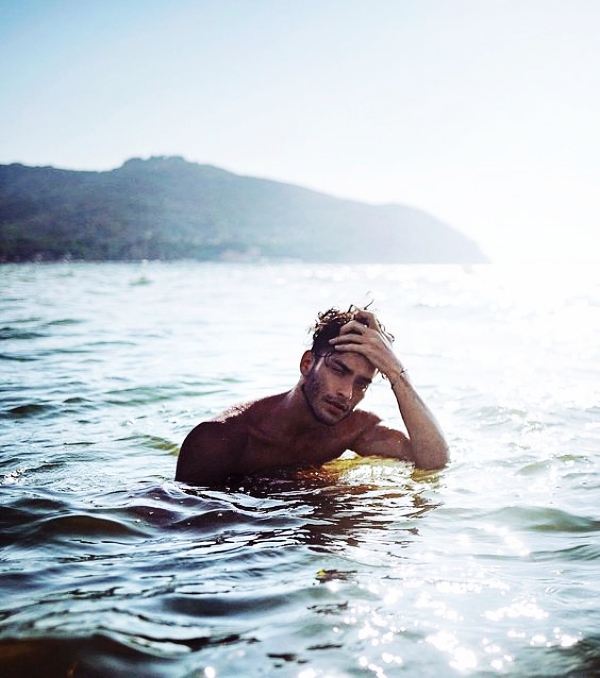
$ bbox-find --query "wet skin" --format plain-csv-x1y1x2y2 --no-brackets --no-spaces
176,310,449,486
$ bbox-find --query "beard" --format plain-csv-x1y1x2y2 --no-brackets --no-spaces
301,370,351,426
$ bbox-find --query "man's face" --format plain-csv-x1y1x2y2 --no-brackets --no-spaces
301,351,376,426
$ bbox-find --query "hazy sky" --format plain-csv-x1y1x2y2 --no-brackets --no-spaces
2,0,599,261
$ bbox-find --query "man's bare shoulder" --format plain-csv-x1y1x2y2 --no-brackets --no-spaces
347,408,412,460
344,407,383,434
175,409,253,485
182,393,287,451
176,393,289,485
211,393,287,425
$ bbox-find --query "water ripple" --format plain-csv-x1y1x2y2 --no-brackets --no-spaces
2,262,600,677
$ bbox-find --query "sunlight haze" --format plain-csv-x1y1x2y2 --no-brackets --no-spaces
1,0,599,262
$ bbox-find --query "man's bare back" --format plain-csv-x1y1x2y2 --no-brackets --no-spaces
176,307,449,487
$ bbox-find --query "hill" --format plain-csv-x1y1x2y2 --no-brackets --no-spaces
0,156,488,263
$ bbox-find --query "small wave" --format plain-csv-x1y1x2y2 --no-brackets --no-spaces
532,541,600,562
476,505,600,533
61,396,97,414
0,491,151,547
0,326,47,341
45,318,83,327
121,434,180,453
0,353,38,362
0,402,58,420
0,630,245,678
106,386,184,407
130,275,153,286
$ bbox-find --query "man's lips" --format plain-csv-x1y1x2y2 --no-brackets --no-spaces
323,397,349,414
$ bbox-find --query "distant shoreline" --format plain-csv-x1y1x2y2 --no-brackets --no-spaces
0,157,489,265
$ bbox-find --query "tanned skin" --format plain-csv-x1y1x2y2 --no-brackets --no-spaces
176,309,449,487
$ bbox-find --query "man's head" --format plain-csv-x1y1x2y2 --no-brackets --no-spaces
299,306,379,426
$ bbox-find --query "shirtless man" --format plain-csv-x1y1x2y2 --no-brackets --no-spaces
176,306,449,486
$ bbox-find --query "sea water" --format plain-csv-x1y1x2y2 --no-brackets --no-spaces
1,261,600,677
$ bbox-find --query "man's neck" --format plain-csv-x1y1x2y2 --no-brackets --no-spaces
276,385,327,435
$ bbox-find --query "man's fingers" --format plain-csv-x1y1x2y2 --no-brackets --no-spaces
330,332,363,345
338,319,367,335
353,309,378,327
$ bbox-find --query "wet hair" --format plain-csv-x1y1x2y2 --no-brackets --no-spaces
309,305,369,356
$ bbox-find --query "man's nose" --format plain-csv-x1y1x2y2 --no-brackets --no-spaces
337,380,353,400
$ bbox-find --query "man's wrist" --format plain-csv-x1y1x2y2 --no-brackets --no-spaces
388,368,408,389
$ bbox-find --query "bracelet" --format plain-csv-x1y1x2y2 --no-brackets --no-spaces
389,369,407,388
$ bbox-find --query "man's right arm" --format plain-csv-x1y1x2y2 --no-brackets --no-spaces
175,421,245,486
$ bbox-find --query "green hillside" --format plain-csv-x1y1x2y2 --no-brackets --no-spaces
0,156,488,263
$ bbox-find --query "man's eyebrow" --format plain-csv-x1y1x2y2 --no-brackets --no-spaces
329,356,373,383
328,356,351,371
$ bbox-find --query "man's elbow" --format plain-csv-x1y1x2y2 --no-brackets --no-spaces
414,443,450,471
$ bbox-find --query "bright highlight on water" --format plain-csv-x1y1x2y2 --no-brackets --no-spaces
1,262,599,677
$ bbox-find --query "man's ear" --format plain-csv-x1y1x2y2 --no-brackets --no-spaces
300,350,316,376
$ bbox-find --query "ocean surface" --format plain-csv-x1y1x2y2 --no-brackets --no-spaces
1,261,600,678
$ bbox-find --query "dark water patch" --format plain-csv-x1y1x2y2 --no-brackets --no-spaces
63,396,91,405
1,402,59,420
176,487,428,562
527,507,600,533
61,396,98,416
26,512,151,543
0,631,247,678
0,352,38,362
1,483,308,554
559,634,600,677
0,315,43,324
130,275,153,286
86,339,138,349
1,480,425,593
0,487,331,675
531,541,600,562
106,386,184,407
123,434,180,453
0,502,149,556
480,505,600,533
268,651,309,666
168,505,293,535
38,345,99,357
518,634,600,677
161,585,310,622
62,440,97,449
0,346,94,362
0,326,47,341
1,490,68,513
45,318,84,327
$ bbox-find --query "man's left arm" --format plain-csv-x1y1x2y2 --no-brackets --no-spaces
330,309,449,470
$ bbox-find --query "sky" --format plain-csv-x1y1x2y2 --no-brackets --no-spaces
1,0,599,262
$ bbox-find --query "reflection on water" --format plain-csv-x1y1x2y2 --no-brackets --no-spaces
0,458,440,678
2,261,600,677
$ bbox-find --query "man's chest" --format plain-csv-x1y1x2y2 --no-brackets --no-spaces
240,424,350,472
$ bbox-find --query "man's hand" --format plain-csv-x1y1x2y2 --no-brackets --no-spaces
328,309,405,382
